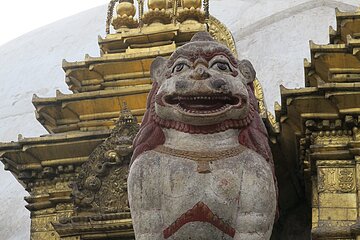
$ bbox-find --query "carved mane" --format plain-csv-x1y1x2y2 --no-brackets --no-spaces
131,81,165,164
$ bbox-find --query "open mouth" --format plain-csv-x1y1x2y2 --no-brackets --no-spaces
164,94,241,114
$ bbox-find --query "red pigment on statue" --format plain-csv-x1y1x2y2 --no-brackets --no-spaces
163,201,236,239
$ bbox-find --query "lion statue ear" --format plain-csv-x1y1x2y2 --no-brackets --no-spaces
151,56,168,83
238,60,256,84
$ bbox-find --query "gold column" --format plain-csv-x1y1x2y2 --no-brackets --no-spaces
28,178,74,240
311,130,356,240
350,128,360,239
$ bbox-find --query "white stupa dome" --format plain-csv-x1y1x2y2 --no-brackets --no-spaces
0,1,358,239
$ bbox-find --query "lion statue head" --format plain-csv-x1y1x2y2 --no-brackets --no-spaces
132,32,274,175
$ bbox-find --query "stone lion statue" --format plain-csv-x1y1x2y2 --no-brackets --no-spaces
128,32,277,240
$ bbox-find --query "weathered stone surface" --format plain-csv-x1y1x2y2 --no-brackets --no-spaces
128,32,277,239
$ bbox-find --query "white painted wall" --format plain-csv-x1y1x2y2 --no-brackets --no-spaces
0,1,358,239
0,6,107,240
211,0,358,111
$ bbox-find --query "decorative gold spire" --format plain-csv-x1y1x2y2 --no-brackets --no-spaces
143,0,172,25
117,0,136,16
181,0,201,9
112,0,139,31
177,0,205,24
106,0,209,33
148,0,168,9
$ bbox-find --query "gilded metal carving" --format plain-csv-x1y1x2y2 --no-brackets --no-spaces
72,107,138,213
208,16,237,57
318,168,355,193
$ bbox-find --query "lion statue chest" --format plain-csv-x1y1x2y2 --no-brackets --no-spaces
128,134,276,240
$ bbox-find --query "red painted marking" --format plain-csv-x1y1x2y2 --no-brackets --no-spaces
220,178,229,187
163,201,236,239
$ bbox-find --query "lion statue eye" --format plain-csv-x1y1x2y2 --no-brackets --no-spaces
173,63,189,73
212,62,231,72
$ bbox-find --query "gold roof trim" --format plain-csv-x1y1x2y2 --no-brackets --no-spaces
32,87,150,133
0,131,110,178
330,7,360,44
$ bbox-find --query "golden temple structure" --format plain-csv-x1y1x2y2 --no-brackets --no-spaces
0,0,236,239
275,7,360,240
1,0,360,239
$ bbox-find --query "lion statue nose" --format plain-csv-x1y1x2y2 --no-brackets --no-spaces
191,65,210,80
211,79,227,90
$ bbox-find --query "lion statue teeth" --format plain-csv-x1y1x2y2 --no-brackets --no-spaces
128,32,277,240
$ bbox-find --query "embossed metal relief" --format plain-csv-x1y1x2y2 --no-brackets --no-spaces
318,168,355,193
208,16,237,57
312,130,352,145
71,107,139,213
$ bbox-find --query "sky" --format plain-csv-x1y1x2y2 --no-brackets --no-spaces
0,0,109,46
